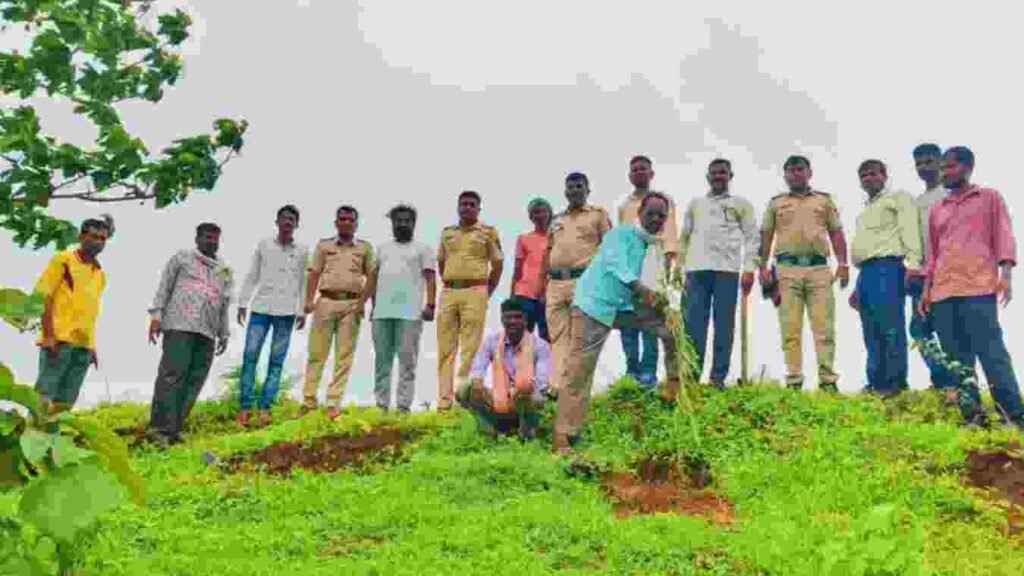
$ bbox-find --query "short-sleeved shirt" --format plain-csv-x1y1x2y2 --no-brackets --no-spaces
761,189,842,259
547,205,613,269
34,248,106,349
573,225,655,327
311,237,374,294
437,221,503,281
513,231,547,299
372,240,436,320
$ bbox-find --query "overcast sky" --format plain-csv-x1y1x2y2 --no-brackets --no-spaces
3,0,1022,409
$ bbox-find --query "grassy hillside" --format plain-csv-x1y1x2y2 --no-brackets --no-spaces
5,380,1024,575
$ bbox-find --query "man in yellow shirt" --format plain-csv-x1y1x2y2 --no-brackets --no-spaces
848,159,922,396
436,190,504,411
33,216,113,418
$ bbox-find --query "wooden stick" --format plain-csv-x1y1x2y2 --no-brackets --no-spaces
740,292,750,384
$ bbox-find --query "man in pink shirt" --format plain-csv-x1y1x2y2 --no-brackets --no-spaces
920,146,1023,431
510,198,552,341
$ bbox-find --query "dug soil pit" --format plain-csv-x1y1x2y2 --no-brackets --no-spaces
964,446,1024,535
222,428,408,476
601,458,734,525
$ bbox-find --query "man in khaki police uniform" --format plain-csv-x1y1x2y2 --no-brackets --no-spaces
759,155,850,391
539,172,612,397
436,191,504,411
301,205,375,419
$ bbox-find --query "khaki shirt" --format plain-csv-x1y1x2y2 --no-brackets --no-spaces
761,189,842,258
850,189,923,269
438,221,503,281
616,190,681,255
311,237,375,294
547,205,613,269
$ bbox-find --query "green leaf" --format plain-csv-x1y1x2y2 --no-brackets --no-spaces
18,458,123,543
0,377,40,417
18,429,53,465
50,435,93,468
64,415,145,505
0,447,27,488
0,362,12,388
0,409,23,436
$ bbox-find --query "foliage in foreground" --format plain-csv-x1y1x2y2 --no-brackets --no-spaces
30,379,1024,576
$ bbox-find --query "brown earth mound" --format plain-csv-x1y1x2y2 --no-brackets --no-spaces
223,428,405,475
964,446,1024,534
601,457,734,524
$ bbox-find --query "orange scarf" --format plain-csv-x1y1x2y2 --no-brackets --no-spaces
491,330,535,414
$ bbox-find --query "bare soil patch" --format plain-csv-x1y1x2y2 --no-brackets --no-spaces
964,446,1024,534
601,457,734,524
222,428,408,476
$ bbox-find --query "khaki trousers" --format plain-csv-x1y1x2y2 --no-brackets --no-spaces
436,286,489,408
302,297,363,407
775,265,838,387
544,279,577,393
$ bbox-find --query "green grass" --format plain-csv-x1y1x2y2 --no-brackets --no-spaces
34,380,1024,574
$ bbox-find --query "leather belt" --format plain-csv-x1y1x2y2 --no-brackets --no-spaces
444,278,488,289
319,289,358,300
548,267,586,280
776,254,828,267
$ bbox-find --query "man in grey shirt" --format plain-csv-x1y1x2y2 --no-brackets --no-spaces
235,205,310,427
366,204,437,412
146,223,233,448
907,143,954,397
678,159,760,389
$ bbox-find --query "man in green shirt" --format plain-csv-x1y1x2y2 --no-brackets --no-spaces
848,159,922,396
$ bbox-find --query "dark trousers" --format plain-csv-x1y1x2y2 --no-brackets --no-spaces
515,295,549,341
683,270,739,383
149,330,215,439
906,277,954,389
931,294,1024,422
856,257,908,393
619,327,659,386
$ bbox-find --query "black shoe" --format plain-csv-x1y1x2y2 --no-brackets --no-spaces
962,412,990,429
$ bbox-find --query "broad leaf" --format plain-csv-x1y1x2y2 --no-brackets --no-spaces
0,377,40,417
64,415,146,505
50,434,93,468
18,429,53,464
0,447,26,488
0,409,23,435
0,362,12,387
18,458,124,543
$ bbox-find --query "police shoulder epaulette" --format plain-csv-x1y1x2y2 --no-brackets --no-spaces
442,224,460,232
813,189,831,197
318,236,336,243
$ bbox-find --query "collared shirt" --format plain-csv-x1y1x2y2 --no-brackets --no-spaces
679,190,761,273
437,221,503,281
547,204,613,269
149,249,233,341
34,247,106,349
913,184,947,264
574,224,655,327
469,329,551,402
850,189,923,269
372,240,435,321
926,184,1017,303
617,191,679,287
513,231,547,299
237,236,310,316
761,189,842,258
310,237,374,294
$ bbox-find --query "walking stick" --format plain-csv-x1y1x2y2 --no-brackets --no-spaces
740,291,749,385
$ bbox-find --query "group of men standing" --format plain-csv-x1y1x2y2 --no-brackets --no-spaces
28,144,1023,453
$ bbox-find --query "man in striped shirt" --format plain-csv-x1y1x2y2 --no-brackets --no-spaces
235,205,310,427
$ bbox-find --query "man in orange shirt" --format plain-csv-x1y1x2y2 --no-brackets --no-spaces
510,198,552,341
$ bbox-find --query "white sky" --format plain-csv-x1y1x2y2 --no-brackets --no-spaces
2,0,1022,409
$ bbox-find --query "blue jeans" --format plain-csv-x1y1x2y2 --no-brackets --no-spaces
683,270,739,384
239,313,297,411
515,295,549,341
931,294,1023,422
906,276,954,389
855,257,908,393
620,326,659,386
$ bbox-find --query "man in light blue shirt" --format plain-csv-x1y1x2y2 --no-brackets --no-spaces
553,192,680,454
